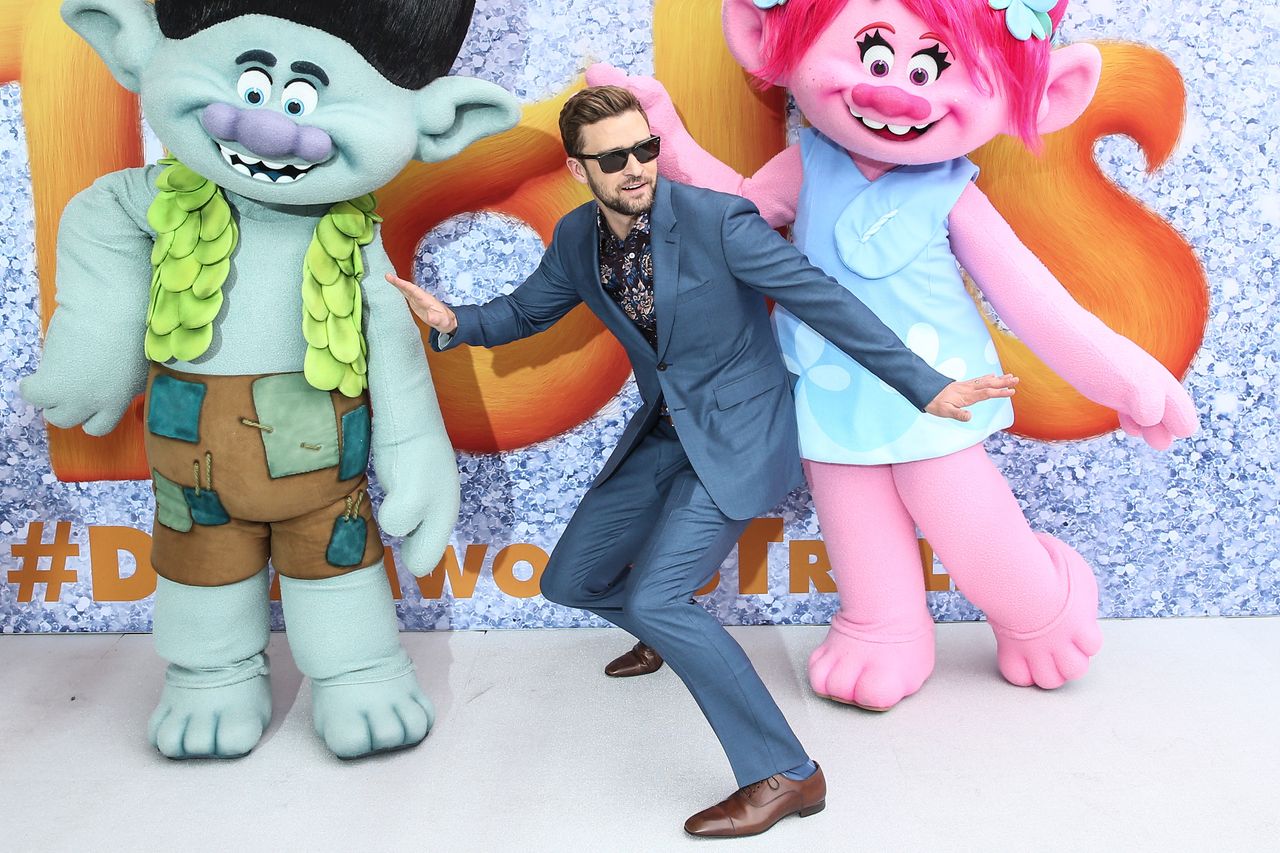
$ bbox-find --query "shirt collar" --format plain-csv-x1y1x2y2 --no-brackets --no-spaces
597,209,651,251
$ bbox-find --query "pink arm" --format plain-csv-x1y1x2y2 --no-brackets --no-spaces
585,63,802,227
949,182,1197,448
659,139,803,229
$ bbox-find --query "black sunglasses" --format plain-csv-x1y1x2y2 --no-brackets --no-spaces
576,136,661,174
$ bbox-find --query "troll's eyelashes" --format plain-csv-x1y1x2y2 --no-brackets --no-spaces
856,29,894,77
907,44,953,87
856,26,953,86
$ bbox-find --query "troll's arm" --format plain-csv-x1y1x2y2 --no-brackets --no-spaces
362,232,460,577
20,169,156,435
587,64,802,228
949,182,1197,449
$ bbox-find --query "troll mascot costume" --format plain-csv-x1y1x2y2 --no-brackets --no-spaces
20,0,519,758
594,0,1198,710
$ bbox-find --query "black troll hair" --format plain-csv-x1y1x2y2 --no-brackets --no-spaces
154,0,477,89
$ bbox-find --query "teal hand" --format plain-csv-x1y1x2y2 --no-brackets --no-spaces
374,439,460,578
20,363,139,436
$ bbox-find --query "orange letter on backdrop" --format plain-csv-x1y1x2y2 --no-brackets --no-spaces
491,544,547,599
417,545,489,600
88,526,155,601
789,540,836,595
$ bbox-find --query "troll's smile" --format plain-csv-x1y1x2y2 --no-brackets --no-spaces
849,107,938,141
217,143,317,184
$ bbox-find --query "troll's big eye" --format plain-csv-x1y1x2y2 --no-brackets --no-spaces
281,80,319,117
908,46,952,87
237,69,272,107
857,31,894,78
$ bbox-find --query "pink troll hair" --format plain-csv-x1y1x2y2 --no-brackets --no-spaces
753,0,1070,149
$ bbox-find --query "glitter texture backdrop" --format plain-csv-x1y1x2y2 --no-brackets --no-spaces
1,0,1275,633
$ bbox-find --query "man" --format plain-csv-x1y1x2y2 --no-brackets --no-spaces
387,86,1017,837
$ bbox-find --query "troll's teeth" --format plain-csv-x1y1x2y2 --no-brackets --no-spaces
887,124,911,135
861,117,886,130
231,163,252,177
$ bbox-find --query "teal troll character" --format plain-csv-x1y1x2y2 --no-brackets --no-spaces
19,0,519,759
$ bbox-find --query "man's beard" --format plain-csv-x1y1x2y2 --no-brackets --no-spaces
588,173,654,216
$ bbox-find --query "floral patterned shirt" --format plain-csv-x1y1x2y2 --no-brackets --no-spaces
598,211,657,350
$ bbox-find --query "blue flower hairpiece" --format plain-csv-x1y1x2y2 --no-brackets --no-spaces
989,0,1057,41
753,0,788,8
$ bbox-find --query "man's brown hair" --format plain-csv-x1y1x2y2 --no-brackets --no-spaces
558,85,650,157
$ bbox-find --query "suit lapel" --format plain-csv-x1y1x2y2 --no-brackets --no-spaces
652,179,679,362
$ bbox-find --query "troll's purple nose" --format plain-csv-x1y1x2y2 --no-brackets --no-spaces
201,102,333,163
851,84,932,123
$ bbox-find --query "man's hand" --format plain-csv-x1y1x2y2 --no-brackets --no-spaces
385,273,458,334
925,374,1019,422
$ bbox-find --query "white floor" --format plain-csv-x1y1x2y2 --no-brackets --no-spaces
1,618,1278,852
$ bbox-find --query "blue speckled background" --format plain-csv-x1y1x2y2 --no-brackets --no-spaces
1,0,1275,633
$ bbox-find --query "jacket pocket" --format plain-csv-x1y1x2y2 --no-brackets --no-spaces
678,278,716,302
714,365,783,410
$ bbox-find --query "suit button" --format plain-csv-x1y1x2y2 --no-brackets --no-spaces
657,362,668,371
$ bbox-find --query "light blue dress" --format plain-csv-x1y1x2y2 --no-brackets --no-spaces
773,128,1013,465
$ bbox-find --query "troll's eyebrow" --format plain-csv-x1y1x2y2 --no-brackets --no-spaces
857,30,893,60
855,22,896,38
290,61,330,87
235,50,277,68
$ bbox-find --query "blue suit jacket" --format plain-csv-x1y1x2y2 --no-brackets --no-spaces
434,179,950,520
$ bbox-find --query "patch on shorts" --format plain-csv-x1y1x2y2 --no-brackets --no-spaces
148,375,206,443
339,405,371,481
152,469,193,532
251,374,340,478
326,514,369,568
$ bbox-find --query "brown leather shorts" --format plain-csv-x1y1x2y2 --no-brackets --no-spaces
143,364,384,587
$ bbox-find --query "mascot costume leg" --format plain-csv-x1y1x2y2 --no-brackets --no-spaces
20,0,519,758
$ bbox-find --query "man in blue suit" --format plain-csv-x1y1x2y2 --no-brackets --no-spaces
388,86,1016,837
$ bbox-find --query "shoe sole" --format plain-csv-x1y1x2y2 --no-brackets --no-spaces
685,799,826,838
604,663,666,678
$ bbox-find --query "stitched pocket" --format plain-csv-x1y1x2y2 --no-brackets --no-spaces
713,366,783,410
250,374,340,478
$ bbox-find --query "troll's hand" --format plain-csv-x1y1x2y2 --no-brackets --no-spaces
585,64,692,176
375,437,460,578
20,360,141,437
1113,362,1198,450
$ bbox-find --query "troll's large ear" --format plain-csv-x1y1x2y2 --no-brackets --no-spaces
722,0,773,80
415,77,521,163
61,0,162,93
1036,42,1102,134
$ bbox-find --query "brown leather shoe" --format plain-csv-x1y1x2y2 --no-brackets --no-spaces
604,642,664,677
684,763,826,838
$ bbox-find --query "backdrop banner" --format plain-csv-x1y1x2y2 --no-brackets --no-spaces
1,0,1272,632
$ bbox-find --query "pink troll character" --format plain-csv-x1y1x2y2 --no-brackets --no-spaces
591,0,1197,710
